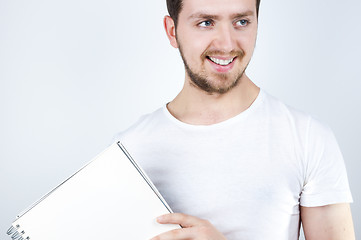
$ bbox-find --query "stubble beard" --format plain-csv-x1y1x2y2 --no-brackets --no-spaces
178,44,247,95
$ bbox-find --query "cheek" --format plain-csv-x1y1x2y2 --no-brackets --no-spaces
237,33,257,55
178,28,212,55
180,40,210,66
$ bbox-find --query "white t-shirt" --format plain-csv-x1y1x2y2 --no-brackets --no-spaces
113,89,352,240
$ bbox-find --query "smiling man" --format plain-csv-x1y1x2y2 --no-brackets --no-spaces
114,0,355,239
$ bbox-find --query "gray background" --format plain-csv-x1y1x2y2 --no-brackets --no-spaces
0,0,360,239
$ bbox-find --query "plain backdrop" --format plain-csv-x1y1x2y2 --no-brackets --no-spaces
0,0,360,239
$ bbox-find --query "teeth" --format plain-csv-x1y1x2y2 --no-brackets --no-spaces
209,57,234,66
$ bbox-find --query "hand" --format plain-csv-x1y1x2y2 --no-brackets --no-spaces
150,213,227,240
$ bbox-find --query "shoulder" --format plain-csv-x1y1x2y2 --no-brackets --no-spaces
260,90,336,148
112,106,167,143
261,90,312,129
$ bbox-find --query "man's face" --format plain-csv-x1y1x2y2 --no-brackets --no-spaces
175,0,258,94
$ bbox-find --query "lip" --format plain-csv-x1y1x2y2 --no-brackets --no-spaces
206,56,237,73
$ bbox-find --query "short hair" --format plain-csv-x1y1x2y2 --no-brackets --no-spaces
166,0,261,27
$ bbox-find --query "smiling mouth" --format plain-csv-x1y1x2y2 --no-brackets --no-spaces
207,56,236,66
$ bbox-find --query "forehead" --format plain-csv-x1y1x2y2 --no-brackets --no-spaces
181,0,257,17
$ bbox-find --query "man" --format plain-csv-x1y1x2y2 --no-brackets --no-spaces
115,0,355,239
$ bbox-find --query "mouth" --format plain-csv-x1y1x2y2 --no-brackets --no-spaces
206,56,237,66
205,55,238,73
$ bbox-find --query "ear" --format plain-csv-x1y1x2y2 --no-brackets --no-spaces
164,15,179,49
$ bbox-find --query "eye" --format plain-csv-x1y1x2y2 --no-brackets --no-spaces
198,20,213,27
235,19,249,27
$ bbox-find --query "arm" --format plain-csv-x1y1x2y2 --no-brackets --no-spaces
301,203,355,240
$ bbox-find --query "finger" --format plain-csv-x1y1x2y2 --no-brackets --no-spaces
156,213,207,228
150,227,194,240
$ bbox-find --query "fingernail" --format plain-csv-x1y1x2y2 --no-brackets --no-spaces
156,215,165,222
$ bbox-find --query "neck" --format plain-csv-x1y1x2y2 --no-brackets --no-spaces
167,74,260,125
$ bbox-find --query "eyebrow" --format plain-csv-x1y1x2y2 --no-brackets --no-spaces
188,10,255,21
230,11,255,19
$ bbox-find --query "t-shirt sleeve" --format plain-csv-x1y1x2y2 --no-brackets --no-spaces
300,117,353,207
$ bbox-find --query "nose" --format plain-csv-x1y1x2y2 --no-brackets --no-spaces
213,24,236,53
